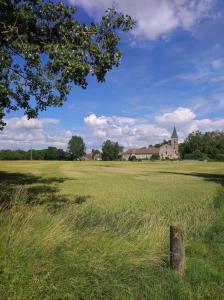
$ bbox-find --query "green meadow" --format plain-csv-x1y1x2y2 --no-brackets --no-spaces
0,160,224,299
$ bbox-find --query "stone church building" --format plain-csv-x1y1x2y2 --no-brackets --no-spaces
159,126,179,159
122,126,179,160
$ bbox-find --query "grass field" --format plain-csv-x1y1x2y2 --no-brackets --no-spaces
0,160,224,299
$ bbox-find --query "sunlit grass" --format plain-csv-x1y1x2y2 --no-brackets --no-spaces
0,161,224,299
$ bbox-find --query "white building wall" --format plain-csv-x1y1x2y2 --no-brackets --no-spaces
135,154,152,159
159,144,179,159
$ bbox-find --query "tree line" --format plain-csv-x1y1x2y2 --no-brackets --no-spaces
0,136,123,161
1,131,224,161
179,131,224,161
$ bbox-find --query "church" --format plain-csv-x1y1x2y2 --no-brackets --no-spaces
159,126,179,159
122,126,179,160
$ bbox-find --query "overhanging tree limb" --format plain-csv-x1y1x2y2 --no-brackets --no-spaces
0,0,135,129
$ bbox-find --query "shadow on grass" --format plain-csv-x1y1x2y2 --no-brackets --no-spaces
0,171,89,210
159,171,224,185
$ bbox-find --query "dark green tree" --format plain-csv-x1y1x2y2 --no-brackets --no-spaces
150,153,160,161
101,140,123,161
68,136,86,160
0,0,135,129
0,149,29,160
180,131,224,160
44,147,65,160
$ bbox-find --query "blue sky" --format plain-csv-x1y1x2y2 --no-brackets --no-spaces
1,0,224,151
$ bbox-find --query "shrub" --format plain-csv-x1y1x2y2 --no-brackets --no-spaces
184,150,208,161
150,154,160,161
128,155,137,161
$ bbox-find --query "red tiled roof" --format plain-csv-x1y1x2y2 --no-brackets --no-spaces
123,149,136,155
123,147,159,155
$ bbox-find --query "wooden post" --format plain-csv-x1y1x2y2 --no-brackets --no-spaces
170,224,185,274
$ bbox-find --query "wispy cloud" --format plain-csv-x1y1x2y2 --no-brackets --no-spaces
5,116,59,130
70,0,216,40
211,58,224,69
156,53,224,86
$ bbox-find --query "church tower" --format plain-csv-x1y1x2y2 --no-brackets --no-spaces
171,126,179,157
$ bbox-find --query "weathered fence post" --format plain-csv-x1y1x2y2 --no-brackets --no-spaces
170,224,185,274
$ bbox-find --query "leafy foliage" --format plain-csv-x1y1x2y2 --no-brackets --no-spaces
102,139,123,161
150,153,160,161
0,149,29,160
180,131,224,160
68,135,86,160
0,147,67,160
42,147,66,160
0,0,135,129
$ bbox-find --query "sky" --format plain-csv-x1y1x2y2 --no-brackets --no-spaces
1,0,224,151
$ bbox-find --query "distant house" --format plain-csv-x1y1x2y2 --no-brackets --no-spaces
122,127,179,160
84,153,102,161
93,153,102,161
122,147,159,160
84,153,93,160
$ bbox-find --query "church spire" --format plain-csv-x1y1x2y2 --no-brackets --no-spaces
171,126,178,139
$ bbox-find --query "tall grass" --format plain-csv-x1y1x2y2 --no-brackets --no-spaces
0,161,224,298
0,187,224,299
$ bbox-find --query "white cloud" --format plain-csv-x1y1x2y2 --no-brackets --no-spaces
155,107,196,124
84,114,108,126
84,113,171,148
155,107,224,141
1,108,224,150
70,0,216,40
6,116,59,130
84,114,137,127
0,116,72,150
195,118,224,132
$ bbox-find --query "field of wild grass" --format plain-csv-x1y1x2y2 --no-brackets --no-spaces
0,160,224,299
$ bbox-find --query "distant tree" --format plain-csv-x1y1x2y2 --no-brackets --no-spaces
0,147,67,160
44,147,65,160
57,149,66,160
101,140,123,161
0,149,29,160
44,147,58,160
178,143,185,159
68,136,86,160
181,130,224,160
184,150,208,161
29,149,46,160
0,0,135,130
